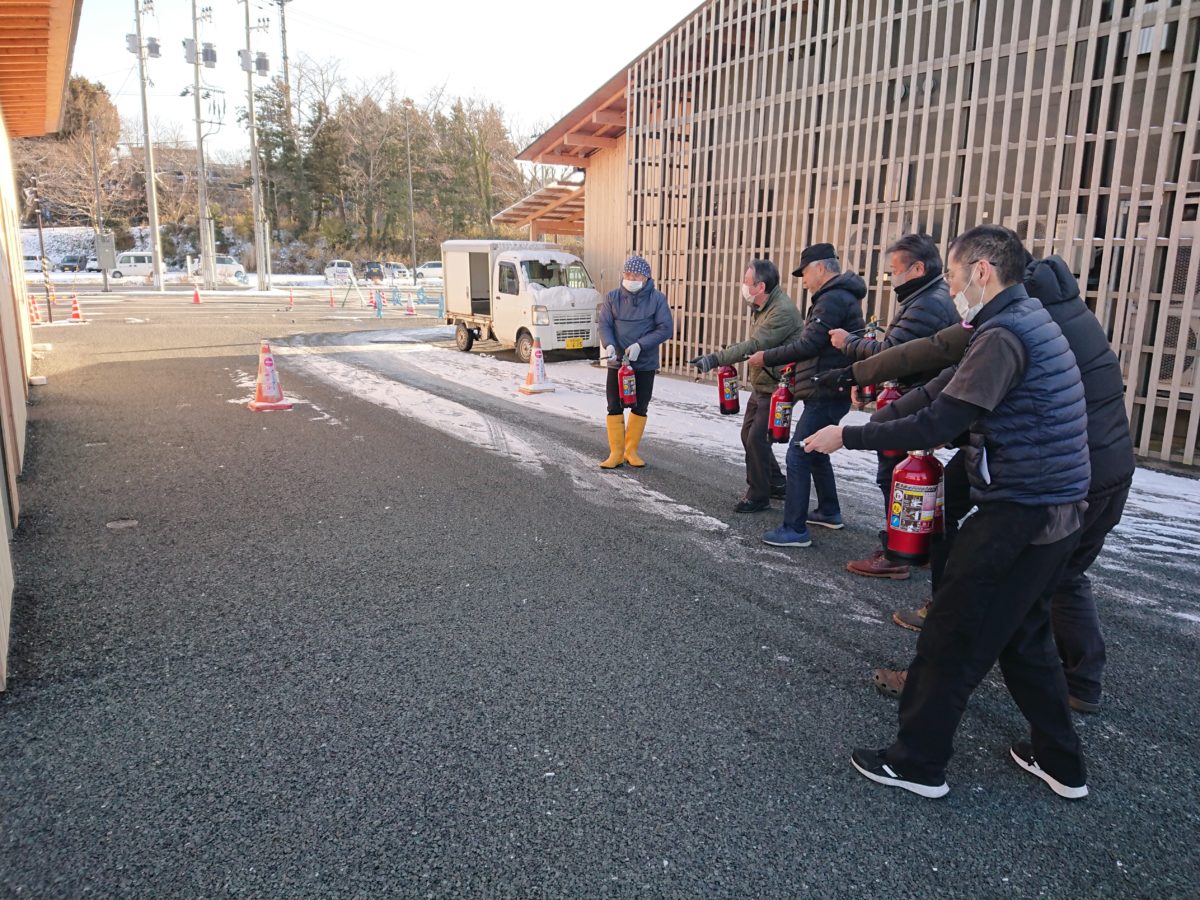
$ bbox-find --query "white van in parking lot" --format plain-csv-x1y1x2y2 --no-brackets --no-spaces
324,259,354,282
110,252,155,280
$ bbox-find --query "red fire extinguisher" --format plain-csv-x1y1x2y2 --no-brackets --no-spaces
768,365,795,443
875,381,905,459
619,356,637,408
885,450,945,565
717,364,740,415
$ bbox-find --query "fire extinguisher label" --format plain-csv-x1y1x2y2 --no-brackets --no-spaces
722,379,738,401
771,401,792,428
891,483,939,533
621,374,636,397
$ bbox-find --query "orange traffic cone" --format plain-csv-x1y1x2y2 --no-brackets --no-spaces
329,288,335,308
288,288,295,309
192,287,202,304
405,294,416,316
518,337,555,394
69,294,84,321
29,298,42,324
247,340,293,411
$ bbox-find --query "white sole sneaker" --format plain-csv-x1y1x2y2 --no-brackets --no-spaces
851,750,949,799
1009,743,1088,799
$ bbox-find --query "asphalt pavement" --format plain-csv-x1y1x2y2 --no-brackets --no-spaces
1,292,1197,897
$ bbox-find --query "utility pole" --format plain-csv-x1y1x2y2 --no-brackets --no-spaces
405,103,417,282
276,0,295,140
189,0,216,289
89,121,111,294
132,0,164,291
241,0,270,291
27,178,52,323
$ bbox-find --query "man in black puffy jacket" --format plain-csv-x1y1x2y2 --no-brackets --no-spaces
827,234,959,580
747,243,866,548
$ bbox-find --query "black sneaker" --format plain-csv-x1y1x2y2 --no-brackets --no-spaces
1009,741,1088,799
850,748,949,798
734,498,771,513
769,483,787,499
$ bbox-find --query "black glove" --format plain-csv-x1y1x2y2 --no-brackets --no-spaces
815,367,856,394
689,353,719,373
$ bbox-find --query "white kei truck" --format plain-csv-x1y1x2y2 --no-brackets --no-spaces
441,240,602,363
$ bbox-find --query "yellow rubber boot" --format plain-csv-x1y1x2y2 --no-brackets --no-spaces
599,415,625,468
624,413,647,467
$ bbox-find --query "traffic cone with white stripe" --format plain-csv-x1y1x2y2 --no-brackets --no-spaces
192,287,202,304
405,293,416,316
29,298,42,324
69,294,84,322
518,337,555,394
247,340,293,411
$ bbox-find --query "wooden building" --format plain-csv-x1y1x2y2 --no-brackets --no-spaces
0,0,83,687
516,0,1200,466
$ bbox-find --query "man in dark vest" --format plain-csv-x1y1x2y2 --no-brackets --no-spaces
804,225,1092,800
825,254,1134,714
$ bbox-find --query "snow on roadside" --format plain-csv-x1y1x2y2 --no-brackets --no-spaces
282,327,1200,622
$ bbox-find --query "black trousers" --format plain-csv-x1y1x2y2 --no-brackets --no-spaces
740,391,785,502
931,453,1127,704
606,368,655,417
1051,483,1130,704
886,501,1086,786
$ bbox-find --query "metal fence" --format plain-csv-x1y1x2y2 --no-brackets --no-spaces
626,0,1200,464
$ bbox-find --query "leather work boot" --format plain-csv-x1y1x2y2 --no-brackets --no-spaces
872,668,908,698
892,599,932,632
847,548,910,580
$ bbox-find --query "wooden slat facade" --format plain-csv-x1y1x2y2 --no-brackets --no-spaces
622,0,1200,465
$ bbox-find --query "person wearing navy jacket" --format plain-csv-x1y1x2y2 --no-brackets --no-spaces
596,255,674,469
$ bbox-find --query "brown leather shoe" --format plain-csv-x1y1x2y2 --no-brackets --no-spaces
872,668,908,698
892,599,932,632
847,548,910,580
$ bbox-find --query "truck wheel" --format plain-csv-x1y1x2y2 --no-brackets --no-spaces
515,331,534,364
111,271,123,279
455,322,474,352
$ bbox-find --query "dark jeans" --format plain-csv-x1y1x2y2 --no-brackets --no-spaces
875,450,906,535
783,396,852,530
741,392,785,502
931,454,1128,704
887,502,1086,785
1051,483,1130,704
606,368,655,417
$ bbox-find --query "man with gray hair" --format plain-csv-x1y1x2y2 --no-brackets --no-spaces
689,259,805,513
827,233,958,579
746,243,865,548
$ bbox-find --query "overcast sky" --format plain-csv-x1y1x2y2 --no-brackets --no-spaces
71,0,699,157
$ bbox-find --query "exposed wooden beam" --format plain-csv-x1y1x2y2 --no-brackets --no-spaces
564,132,621,150
592,109,626,126
531,218,584,236
536,153,591,169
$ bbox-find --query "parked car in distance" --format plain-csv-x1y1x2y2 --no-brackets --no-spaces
193,254,247,282
361,261,385,283
23,255,48,273
57,254,86,272
324,259,354,282
384,261,411,280
85,257,100,272
109,251,155,279
415,260,443,279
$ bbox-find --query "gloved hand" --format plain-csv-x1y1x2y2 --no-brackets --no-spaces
626,342,641,362
689,353,719,373
815,367,856,394
601,344,616,362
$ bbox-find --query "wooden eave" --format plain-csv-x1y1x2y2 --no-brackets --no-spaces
0,0,82,137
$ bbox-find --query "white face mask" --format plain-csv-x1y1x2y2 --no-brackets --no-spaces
953,268,985,323
741,283,758,305
622,278,645,293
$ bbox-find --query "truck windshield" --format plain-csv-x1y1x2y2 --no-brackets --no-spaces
521,259,594,289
